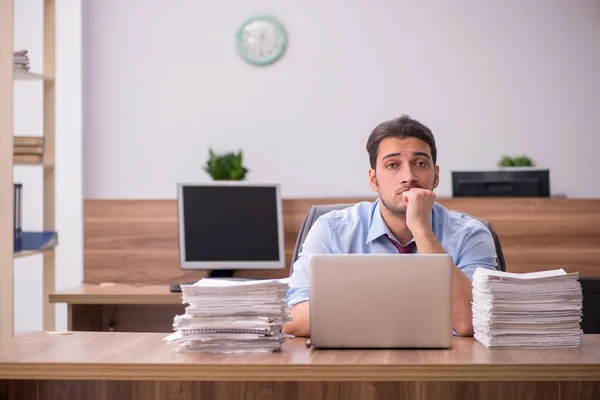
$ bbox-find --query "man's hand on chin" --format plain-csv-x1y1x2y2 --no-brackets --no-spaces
283,301,310,337
401,188,436,235
401,188,476,336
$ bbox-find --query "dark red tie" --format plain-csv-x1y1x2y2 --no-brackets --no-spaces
385,234,416,254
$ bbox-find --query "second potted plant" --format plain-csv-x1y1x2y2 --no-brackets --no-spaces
204,149,249,181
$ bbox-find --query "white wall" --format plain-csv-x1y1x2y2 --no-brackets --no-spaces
13,0,82,334
83,0,600,199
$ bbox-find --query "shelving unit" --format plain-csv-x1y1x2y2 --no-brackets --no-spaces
0,0,56,340
13,72,53,81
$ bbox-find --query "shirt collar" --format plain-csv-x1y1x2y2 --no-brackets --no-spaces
366,198,435,245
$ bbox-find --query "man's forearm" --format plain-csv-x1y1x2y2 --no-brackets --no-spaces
283,301,310,337
413,228,474,336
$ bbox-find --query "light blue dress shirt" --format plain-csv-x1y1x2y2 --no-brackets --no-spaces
286,199,498,306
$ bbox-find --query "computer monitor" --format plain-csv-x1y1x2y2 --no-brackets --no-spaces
177,182,285,274
452,169,550,197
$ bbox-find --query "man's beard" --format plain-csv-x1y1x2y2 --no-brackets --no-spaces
378,182,430,217
380,194,408,216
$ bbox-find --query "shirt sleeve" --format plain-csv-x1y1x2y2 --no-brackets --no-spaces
286,216,333,306
455,222,499,280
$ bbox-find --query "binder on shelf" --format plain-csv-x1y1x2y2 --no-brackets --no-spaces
13,183,22,252
12,183,57,253
21,231,58,251
14,136,44,147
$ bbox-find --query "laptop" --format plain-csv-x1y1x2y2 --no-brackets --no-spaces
308,253,454,349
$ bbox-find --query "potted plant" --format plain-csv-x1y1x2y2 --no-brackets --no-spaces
497,155,535,168
204,149,249,180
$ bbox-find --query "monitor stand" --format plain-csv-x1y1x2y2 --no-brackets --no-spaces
209,269,235,278
209,269,255,282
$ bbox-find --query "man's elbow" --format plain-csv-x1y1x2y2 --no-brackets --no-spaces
454,321,474,337
283,301,310,337
283,321,309,337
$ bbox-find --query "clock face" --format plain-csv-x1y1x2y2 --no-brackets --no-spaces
236,15,287,66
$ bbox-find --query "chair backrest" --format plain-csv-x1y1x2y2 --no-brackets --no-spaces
462,213,507,272
290,203,506,274
290,204,353,275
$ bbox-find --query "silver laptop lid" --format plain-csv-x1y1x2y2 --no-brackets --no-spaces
308,254,453,349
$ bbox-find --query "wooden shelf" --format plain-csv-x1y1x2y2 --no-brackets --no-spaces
14,161,54,168
13,71,54,82
14,249,47,259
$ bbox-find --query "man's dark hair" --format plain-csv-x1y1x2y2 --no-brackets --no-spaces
366,115,437,169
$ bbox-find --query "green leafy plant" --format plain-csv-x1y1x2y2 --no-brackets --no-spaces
204,149,249,180
497,155,535,167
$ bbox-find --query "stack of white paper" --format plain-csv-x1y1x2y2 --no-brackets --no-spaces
472,268,583,348
164,277,291,353
13,50,30,73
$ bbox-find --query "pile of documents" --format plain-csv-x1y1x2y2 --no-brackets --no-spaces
164,277,291,353
472,268,583,348
13,50,30,74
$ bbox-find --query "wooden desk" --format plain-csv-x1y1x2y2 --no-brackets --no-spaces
1,332,600,400
50,284,183,332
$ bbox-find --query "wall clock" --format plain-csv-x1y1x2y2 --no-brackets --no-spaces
236,15,287,66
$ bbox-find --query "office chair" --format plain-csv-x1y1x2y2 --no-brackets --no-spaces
465,213,507,272
579,277,600,334
290,203,507,274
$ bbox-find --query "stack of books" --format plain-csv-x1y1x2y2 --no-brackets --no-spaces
472,268,583,348
13,49,30,75
14,136,44,164
164,277,291,353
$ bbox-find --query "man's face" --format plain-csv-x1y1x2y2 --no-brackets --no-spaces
368,137,439,216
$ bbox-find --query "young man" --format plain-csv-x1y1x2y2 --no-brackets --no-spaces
283,115,498,337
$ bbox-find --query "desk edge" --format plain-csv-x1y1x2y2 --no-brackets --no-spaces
1,363,599,382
